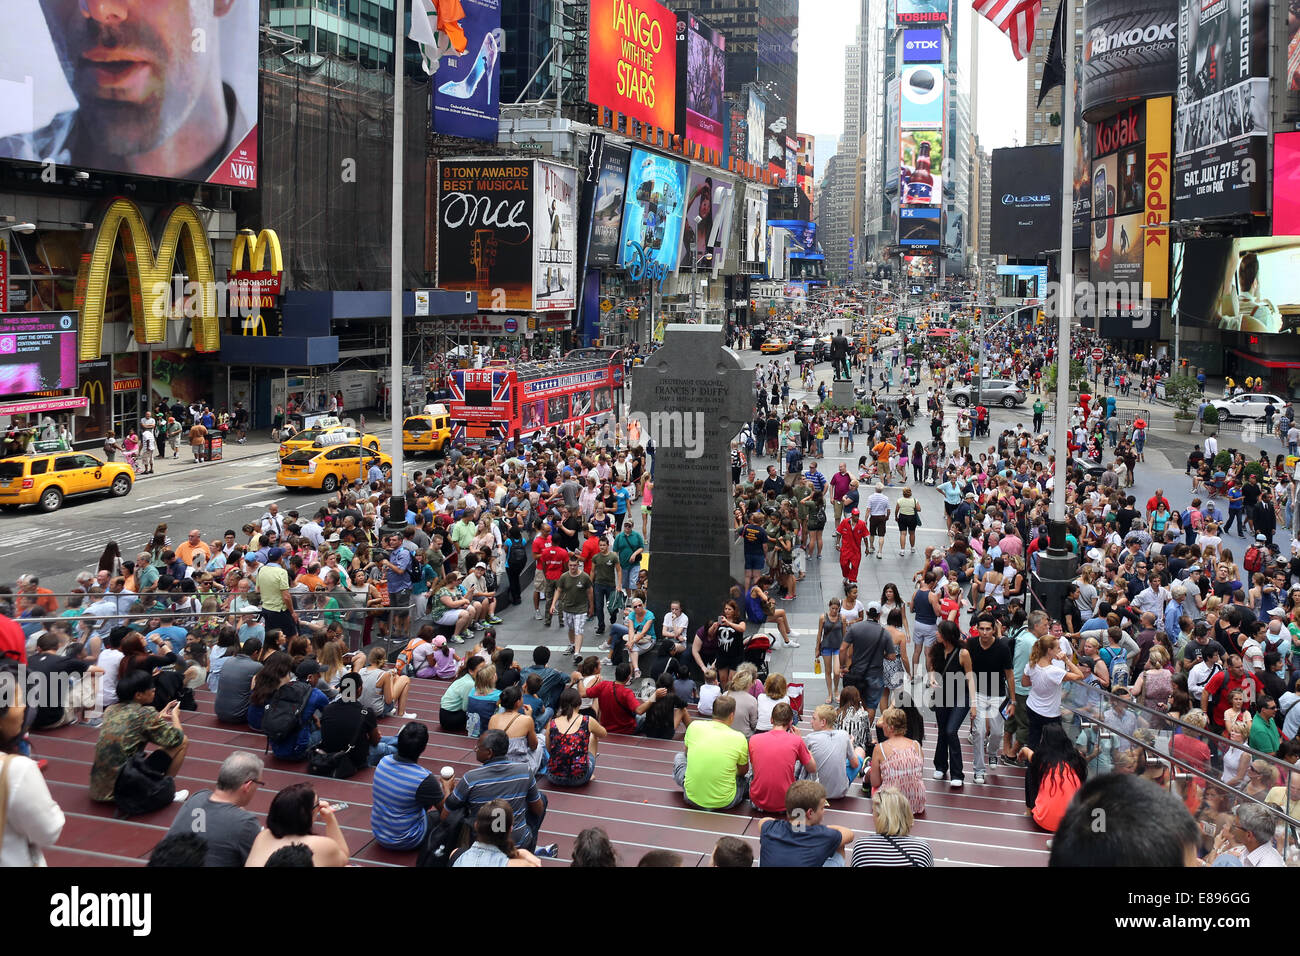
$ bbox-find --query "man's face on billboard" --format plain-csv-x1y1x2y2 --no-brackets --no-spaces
40,0,230,155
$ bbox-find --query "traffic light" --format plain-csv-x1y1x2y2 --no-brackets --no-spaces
631,307,640,324
1036,310,1046,326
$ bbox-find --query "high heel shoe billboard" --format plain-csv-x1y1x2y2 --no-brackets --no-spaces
432,0,503,143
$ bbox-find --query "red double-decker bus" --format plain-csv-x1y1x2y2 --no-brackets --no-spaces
448,354,623,445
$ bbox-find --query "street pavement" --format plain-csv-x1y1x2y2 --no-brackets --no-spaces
3,346,1289,695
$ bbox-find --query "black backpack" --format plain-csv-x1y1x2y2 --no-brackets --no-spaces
416,805,467,867
262,681,313,745
113,753,175,818
508,538,528,566
307,746,360,780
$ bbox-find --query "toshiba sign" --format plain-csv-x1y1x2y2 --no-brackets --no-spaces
1081,0,1178,122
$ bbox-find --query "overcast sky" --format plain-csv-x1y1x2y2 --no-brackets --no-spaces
798,0,1027,179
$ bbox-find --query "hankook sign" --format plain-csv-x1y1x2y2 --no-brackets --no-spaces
1081,0,1179,122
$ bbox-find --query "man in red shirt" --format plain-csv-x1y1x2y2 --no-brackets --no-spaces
531,528,552,621
539,538,572,629
1145,489,1170,520
579,530,602,576
1200,655,1265,732
837,508,867,585
582,663,660,734
748,704,817,813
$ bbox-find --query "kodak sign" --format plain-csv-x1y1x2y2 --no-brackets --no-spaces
1143,97,1171,300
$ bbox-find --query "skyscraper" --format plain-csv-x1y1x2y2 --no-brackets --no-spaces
1023,0,1084,145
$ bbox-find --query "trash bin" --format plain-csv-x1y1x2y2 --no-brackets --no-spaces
206,435,223,461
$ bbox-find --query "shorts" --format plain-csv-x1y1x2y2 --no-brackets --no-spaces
388,589,411,612
744,551,767,571
563,612,588,633
437,609,462,627
912,621,937,647
847,672,885,711
1012,692,1029,745
868,515,887,537
897,515,918,531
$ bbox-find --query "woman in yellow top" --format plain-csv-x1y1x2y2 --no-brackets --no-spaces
894,486,921,556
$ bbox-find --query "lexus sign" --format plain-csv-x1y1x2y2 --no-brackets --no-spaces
989,145,1062,259
1081,0,1178,122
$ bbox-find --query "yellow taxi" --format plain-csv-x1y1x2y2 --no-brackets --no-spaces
760,337,791,354
402,404,451,455
276,443,392,493
278,421,382,459
0,452,134,512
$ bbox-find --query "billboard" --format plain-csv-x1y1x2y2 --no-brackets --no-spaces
534,161,578,312
0,0,259,187
676,14,725,154
619,148,688,276
998,264,1050,298
1144,96,1172,299
902,29,944,63
1071,46,1092,245
588,143,631,266
1081,0,1178,121
1172,238,1300,334
1090,105,1147,290
990,145,1062,258
899,207,942,247
1274,132,1300,237
1173,0,1269,220
587,0,678,132
437,159,534,311
433,0,503,142
0,311,77,398
895,0,950,26
681,170,735,271
900,129,944,206
746,90,766,166
744,184,767,264
885,78,901,190
769,220,818,255
900,64,944,130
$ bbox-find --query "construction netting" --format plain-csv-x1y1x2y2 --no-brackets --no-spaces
251,50,431,291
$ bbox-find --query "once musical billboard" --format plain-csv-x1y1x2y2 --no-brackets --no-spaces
0,0,259,187
588,0,678,132
437,159,535,312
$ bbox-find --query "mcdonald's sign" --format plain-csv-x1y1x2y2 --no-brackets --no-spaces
241,315,268,336
229,228,284,295
80,379,105,405
74,198,220,361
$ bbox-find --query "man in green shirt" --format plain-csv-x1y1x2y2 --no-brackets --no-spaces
550,555,595,660
612,521,645,591
256,547,298,637
589,537,620,635
449,511,477,569
672,695,749,810
1032,398,1045,433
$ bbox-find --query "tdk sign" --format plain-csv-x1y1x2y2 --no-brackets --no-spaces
902,29,943,63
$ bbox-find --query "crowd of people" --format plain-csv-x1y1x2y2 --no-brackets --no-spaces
1,301,1298,869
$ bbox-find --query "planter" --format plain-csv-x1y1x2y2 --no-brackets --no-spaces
1200,422,1218,435
1174,416,1196,434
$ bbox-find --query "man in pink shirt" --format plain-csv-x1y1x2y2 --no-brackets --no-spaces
829,464,854,526
748,703,817,813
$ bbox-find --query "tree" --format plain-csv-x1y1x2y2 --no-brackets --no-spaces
1165,375,1201,420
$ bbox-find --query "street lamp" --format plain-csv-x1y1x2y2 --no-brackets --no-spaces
0,223,35,235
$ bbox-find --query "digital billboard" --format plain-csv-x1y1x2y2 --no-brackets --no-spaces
1089,105,1147,290
1081,0,1178,121
588,143,631,266
746,89,766,166
900,129,943,206
1274,132,1300,237
997,264,1050,298
1071,46,1092,245
437,159,534,311
1172,237,1300,334
0,0,259,187
433,0,502,142
900,64,944,130
902,29,943,63
0,311,77,397
534,161,578,312
895,0,950,27
1173,0,1269,220
681,169,735,271
769,220,818,255
899,207,942,247
744,184,767,264
990,145,1062,258
588,0,678,132
676,14,725,154
619,148,688,276
885,78,901,190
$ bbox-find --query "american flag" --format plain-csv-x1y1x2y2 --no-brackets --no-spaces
973,0,1043,61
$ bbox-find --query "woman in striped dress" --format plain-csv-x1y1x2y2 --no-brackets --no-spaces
867,707,926,816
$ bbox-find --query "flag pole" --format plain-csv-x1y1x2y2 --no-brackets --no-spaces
386,0,408,534
1049,0,1073,532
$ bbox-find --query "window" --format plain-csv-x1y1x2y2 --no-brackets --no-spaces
29,459,47,475
53,456,80,472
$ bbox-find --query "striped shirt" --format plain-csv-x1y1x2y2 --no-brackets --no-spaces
850,834,933,867
445,758,542,849
371,755,439,850
803,469,827,491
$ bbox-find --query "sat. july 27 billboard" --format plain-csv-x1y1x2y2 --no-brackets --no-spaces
0,0,259,187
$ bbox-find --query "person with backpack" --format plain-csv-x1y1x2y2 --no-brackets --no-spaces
263,660,331,761
89,669,190,809
1098,627,1131,690
503,525,529,608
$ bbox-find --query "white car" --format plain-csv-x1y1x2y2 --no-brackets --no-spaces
1210,393,1286,421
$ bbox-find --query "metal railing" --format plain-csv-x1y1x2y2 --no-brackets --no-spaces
1061,683,1300,865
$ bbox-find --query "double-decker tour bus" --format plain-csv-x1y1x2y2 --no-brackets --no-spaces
448,353,623,446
